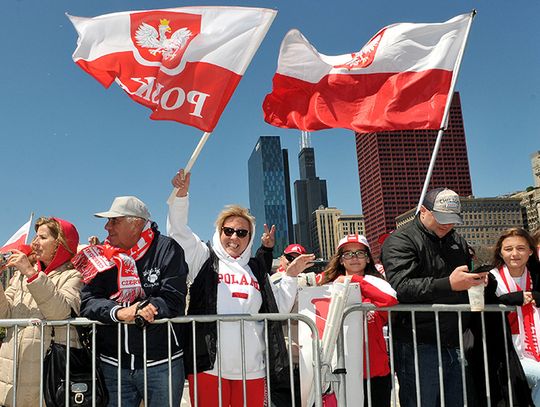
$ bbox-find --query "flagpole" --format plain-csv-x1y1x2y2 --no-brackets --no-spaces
25,212,34,244
415,10,476,214
167,131,212,205
165,9,275,206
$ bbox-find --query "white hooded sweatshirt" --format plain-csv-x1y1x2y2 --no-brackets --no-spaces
167,195,298,379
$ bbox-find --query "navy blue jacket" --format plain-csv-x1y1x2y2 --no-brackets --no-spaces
81,223,188,369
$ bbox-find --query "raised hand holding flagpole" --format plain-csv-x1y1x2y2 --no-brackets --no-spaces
167,131,210,205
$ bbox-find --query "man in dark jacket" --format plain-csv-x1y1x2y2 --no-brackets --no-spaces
77,196,188,407
381,188,487,407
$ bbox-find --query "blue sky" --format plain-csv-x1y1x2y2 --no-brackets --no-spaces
1,0,538,246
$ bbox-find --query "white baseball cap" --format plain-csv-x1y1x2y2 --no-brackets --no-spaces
94,196,151,220
337,234,370,250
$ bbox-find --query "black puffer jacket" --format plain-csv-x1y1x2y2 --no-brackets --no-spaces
381,216,472,347
185,245,290,385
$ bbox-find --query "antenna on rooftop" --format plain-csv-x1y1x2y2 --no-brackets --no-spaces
300,130,312,150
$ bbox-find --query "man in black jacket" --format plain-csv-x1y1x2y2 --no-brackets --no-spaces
77,196,188,407
381,188,487,407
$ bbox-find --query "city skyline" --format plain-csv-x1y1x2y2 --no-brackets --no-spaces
1,1,538,246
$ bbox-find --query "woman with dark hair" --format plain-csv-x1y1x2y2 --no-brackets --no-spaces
317,234,398,407
489,228,540,406
0,217,82,406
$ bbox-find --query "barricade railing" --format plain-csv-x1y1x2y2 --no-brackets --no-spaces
334,303,519,407
0,313,322,407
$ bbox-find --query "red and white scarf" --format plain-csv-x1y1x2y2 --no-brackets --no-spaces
493,265,540,362
72,222,154,303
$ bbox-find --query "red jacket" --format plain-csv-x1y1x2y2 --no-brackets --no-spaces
316,273,398,378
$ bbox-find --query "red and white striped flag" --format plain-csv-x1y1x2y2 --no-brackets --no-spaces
1,215,32,253
263,13,471,133
68,7,276,132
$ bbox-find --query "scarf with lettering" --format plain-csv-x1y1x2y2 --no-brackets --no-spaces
72,221,154,303
493,265,540,362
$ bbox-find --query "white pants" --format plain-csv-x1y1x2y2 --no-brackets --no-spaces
520,357,540,406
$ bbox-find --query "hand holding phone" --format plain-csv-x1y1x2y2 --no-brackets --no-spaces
470,264,493,274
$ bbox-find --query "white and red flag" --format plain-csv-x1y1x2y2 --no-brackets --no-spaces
1,215,33,253
68,7,276,132
263,13,471,133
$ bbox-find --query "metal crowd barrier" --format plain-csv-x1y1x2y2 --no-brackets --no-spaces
333,303,520,407
0,304,522,407
0,313,322,407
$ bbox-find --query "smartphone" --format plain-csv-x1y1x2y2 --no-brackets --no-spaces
470,264,493,274
309,259,327,267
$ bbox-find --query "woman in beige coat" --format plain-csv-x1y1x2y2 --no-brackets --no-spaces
0,217,82,407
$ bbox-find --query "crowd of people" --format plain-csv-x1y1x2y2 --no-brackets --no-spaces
0,174,540,407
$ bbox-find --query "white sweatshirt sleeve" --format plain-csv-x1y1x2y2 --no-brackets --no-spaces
167,194,210,283
270,274,298,313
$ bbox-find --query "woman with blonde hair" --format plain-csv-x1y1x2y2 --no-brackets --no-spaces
168,169,313,407
0,217,82,407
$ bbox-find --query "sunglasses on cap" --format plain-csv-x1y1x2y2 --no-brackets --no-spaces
221,226,250,239
341,250,368,260
283,253,299,262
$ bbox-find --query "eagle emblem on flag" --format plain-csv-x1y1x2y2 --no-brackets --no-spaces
135,18,192,60
334,29,385,70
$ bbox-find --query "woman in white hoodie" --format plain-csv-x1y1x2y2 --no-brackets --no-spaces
168,169,313,407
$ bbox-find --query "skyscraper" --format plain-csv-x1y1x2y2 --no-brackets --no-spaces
248,136,292,256
294,132,328,252
356,92,473,255
312,207,341,260
282,149,295,243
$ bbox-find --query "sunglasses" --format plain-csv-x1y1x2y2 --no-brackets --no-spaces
221,226,250,239
107,217,127,225
284,253,299,262
341,250,368,260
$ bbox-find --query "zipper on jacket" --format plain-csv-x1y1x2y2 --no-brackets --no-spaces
171,325,180,347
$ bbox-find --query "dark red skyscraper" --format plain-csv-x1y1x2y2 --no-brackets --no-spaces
356,92,473,256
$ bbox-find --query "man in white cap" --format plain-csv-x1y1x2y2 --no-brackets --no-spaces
75,196,188,407
381,188,488,407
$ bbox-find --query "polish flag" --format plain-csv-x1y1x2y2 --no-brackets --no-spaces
263,13,472,133
68,7,276,132
1,216,32,253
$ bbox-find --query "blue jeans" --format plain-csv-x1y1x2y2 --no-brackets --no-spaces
101,358,184,407
394,341,465,407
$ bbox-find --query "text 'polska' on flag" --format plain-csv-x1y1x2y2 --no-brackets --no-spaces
68,7,276,132
263,13,473,133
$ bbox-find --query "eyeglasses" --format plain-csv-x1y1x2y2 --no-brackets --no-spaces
341,250,368,260
284,253,298,262
221,227,250,239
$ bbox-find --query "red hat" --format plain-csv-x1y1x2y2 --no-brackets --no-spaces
337,234,370,251
283,244,306,256
377,231,393,246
